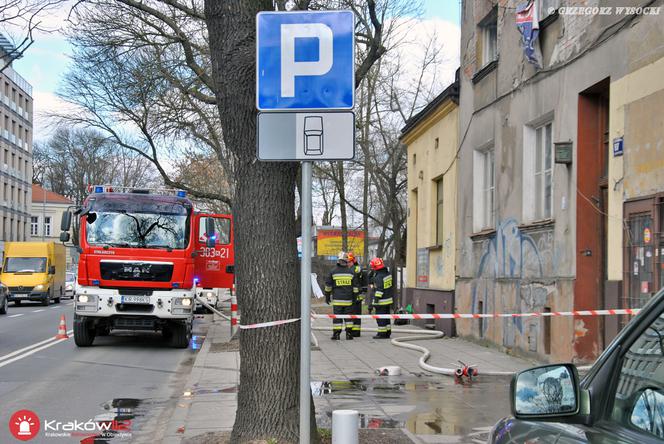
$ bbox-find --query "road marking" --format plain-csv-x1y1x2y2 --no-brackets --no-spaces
0,330,73,365
32,309,45,313
50,306,60,310
8,314,24,318
0,331,74,369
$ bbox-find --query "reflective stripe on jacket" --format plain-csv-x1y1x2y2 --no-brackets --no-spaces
325,264,359,306
372,268,393,305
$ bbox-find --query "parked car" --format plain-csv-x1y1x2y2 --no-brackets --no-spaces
489,288,664,443
65,272,76,298
0,283,7,314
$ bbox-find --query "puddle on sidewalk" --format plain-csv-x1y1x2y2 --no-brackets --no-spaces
314,375,510,441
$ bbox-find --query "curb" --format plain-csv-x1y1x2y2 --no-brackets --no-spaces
161,316,228,443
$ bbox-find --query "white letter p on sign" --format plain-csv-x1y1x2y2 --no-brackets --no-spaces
280,23,333,98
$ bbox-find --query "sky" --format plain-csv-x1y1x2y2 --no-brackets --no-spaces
8,0,461,144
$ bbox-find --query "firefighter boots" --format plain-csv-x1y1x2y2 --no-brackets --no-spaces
346,330,354,340
331,330,341,340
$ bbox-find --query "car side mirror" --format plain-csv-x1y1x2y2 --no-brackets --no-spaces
49,266,56,275
511,364,580,419
60,232,71,242
630,388,664,436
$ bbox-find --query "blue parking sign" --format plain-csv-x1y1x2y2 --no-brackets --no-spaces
256,11,354,111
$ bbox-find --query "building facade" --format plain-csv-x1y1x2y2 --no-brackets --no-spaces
401,78,459,335
456,0,664,363
607,44,664,331
30,184,74,267
0,35,33,260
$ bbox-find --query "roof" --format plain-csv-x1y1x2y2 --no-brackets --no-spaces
400,68,460,138
31,184,73,204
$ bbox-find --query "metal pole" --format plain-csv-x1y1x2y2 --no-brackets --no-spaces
42,185,45,241
299,161,312,443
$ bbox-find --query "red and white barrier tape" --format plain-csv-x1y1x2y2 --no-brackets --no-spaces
312,308,641,320
239,317,301,330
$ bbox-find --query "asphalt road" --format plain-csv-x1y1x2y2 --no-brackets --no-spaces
0,299,209,443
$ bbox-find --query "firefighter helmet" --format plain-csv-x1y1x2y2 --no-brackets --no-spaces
370,257,385,270
337,251,350,266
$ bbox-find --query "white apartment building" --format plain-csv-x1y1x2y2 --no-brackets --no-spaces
0,34,33,260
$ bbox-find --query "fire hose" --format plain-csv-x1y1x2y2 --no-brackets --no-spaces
194,295,231,321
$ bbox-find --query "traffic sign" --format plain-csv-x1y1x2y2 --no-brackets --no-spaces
257,111,355,161
256,10,354,111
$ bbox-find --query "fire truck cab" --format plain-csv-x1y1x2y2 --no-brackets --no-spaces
60,186,234,348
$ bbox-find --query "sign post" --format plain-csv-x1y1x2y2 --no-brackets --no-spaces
299,161,312,443
256,10,354,442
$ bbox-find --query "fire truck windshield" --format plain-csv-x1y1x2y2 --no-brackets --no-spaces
86,211,189,249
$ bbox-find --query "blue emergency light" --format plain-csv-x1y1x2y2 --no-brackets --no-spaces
94,186,104,193
177,190,187,198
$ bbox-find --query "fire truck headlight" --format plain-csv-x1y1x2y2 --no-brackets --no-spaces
76,294,98,312
172,297,193,308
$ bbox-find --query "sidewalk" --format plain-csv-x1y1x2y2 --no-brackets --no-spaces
163,316,539,443
162,318,238,443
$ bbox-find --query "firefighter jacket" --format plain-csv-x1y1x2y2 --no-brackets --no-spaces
324,265,359,306
371,268,393,306
352,264,367,300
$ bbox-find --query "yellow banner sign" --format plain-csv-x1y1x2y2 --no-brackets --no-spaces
317,229,365,257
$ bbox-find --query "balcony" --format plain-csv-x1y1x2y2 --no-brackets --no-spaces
3,66,33,96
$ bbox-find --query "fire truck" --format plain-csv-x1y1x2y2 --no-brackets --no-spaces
59,186,234,348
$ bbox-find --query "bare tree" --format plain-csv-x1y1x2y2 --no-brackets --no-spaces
54,0,232,205
53,0,395,441
0,0,65,71
35,126,158,205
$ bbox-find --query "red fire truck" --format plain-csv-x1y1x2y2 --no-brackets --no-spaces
59,186,234,348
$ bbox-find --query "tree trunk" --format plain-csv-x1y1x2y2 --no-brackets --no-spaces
204,2,317,442
337,161,348,251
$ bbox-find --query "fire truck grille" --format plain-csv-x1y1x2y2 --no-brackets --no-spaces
112,317,156,330
100,262,173,282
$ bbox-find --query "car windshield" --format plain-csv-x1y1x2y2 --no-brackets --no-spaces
86,210,189,249
4,257,47,273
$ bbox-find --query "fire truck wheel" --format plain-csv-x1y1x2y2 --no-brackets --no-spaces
170,321,191,349
74,316,96,347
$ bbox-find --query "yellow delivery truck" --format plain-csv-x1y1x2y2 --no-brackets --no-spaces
1,242,66,306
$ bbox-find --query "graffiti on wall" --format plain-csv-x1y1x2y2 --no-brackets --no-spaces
471,219,556,342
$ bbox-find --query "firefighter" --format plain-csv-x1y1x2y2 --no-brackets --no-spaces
369,257,393,339
324,252,359,340
347,252,366,337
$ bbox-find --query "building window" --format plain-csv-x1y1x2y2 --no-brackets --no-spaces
44,216,51,236
479,8,498,67
534,122,553,220
473,146,495,231
413,153,416,165
30,216,38,236
434,137,439,149
436,177,444,245
523,118,554,223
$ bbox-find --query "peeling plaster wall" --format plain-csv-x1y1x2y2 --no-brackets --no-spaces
457,0,664,362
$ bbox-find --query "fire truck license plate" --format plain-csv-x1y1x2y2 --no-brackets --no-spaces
121,295,151,304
